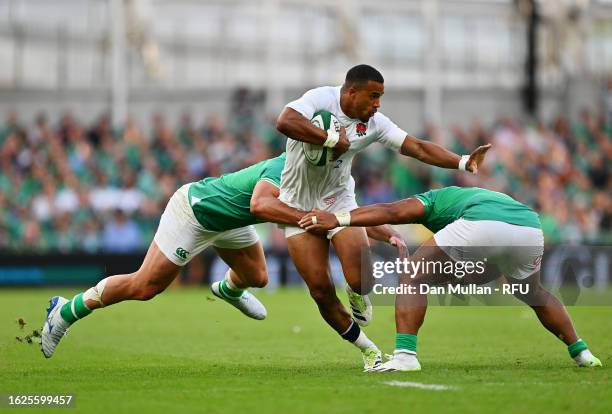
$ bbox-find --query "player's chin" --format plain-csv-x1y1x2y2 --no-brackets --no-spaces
360,111,376,122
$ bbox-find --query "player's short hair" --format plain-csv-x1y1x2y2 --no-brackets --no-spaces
344,64,384,89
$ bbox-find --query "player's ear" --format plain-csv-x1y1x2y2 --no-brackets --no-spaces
344,84,358,97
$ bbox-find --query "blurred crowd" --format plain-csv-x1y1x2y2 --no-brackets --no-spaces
0,106,610,254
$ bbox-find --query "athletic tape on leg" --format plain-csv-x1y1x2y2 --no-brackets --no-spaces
83,278,108,307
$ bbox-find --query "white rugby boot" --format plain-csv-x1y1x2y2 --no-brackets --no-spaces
370,351,422,372
211,282,267,320
574,350,603,367
346,285,372,327
41,296,71,358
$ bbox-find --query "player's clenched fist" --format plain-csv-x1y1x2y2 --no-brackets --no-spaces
332,127,350,160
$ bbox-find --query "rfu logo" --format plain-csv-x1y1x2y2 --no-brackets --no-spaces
175,247,189,259
356,123,367,137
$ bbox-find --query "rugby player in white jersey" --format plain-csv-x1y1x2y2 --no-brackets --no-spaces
276,64,491,367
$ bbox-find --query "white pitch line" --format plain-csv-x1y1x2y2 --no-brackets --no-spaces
383,380,456,391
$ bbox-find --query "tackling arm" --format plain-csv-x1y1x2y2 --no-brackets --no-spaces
342,199,425,227
298,198,426,231
250,180,305,226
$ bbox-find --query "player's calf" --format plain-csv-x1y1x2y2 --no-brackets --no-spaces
211,270,267,320
512,277,602,368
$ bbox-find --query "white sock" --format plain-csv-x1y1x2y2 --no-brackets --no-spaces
353,331,377,351
224,270,242,291
394,349,417,356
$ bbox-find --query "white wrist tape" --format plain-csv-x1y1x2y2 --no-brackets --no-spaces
334,211,351,226
323,129,340,148
458,155,470,171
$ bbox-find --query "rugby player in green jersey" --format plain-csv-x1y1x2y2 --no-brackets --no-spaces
299,186,602,371
41,153,406,368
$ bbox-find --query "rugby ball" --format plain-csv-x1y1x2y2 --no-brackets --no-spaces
303,110,341,166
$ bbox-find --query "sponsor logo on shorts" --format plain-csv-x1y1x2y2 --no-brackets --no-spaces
175,247,189,260
323,196,336,206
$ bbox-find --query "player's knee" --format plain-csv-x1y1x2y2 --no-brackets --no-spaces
129,274,166,301
309,283,336,305
133,284,163,301
346,278,368,295
516,283,549,305
234,267,268,288
513,283,539,303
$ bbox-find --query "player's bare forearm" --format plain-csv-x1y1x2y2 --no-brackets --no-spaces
350,200,423,226
400,135,461,169
251,195,305,226
251,180,305,226
298,199,424,235
365,224,401,242
276,107,328,145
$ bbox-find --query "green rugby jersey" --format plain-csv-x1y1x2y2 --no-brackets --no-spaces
188,154,285,231
414,186,541,233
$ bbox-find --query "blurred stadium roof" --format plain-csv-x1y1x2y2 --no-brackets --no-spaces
1,0,612,126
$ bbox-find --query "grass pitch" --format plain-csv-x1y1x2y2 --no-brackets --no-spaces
1,287,611,414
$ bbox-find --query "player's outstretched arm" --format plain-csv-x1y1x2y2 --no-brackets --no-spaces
400,135,491,173
298,198,425,231
250,180,305,226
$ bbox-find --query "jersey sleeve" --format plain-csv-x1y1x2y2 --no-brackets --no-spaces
257,154,285,188
414,190,435,216
373,113,407,152
285,87,335,120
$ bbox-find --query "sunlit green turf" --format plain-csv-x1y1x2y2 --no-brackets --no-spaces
1,288,610,413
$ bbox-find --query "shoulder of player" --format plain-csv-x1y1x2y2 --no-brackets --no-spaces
370,111,392,125
368,111,397,133
303,85,340,99
257,154,284,182
265,154,286,171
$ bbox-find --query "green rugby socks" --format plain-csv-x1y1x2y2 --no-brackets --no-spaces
59,293,92,324
568,339,588,358
396,333,418,355
219,279,244,299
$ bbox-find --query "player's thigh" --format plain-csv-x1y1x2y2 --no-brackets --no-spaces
214,241,268,286
406,237,455,286
331,226,372,290
145,184,211,289
506,270,550,305
132,240,182,290
154,183,214,266
287,231,334,293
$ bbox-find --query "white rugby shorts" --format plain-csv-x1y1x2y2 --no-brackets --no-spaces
154,184,260,266
433,218,544,280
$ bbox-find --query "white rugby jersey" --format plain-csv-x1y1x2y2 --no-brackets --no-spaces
279,85,407,210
